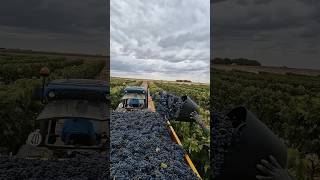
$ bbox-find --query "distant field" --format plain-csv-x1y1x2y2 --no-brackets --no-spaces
0,48,107,60
212,64,320,76
111,76,209,86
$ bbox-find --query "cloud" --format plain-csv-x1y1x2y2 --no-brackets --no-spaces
212,0,320,69
211,0,228,4
0,0,108,54
111,0,210,83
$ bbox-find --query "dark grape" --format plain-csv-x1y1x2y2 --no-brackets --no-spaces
0,152,109,180
110,111,198,179
210,112,241,178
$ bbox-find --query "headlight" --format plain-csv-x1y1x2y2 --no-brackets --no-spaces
48,91,55,98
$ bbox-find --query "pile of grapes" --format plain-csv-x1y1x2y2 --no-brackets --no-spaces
0,152,109,179
154,91,183,120
110,111,198,179
210,112,242,178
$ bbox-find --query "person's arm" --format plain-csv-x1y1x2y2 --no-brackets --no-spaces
256,155,294,180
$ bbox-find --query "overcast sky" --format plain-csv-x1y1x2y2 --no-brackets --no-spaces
212,0,320,69
111,0,210,83
0,0,108,55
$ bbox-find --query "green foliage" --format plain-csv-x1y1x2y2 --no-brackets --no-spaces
49,61,105,80
212,69,320,179
110,77,142,109
0,54,83,83
0,54,106,153
0,79,42,152
154,82,210,110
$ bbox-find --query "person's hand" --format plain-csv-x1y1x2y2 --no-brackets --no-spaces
256,155,293,180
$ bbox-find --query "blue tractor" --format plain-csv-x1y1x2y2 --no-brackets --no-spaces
116,86,148,111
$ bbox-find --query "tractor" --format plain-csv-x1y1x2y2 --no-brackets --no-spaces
16,68,109,159
115,86,148,111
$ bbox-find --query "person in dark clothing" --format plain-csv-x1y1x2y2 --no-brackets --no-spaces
61,118,96,145
256,155,294,180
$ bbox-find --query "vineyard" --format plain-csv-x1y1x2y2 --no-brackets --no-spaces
0,52,106,154
211,69,320,180
149,81,210,179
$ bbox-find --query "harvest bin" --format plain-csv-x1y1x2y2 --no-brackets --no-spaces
175,95,199,122
218,106,287,179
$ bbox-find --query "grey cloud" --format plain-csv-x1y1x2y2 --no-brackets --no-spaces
212,0,228,4
0,0,106,34
158,32,209,49
0,0,108,54
253,0,273,5
212,0,320,69
111,0,210,83
236,0,273,5
111,56,208,75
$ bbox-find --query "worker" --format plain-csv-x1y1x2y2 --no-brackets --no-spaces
61,118,96,146
212,107,294,180
256,155,293,180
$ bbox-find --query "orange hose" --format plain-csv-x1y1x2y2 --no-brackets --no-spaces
166,120,202,179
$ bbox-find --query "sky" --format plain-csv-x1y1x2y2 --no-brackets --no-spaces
2,0,317,76
0,0,108,55
212,0,320,69
110,0,210,83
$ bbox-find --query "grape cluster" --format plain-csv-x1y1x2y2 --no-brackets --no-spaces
210,112,242,178
154,91,183,120
110,111,198,179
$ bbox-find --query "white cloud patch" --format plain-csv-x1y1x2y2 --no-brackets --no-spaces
111,0,210,83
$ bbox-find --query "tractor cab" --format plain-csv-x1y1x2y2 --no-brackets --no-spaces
116,86,148,111
17,78,109,158
37,100,108,148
